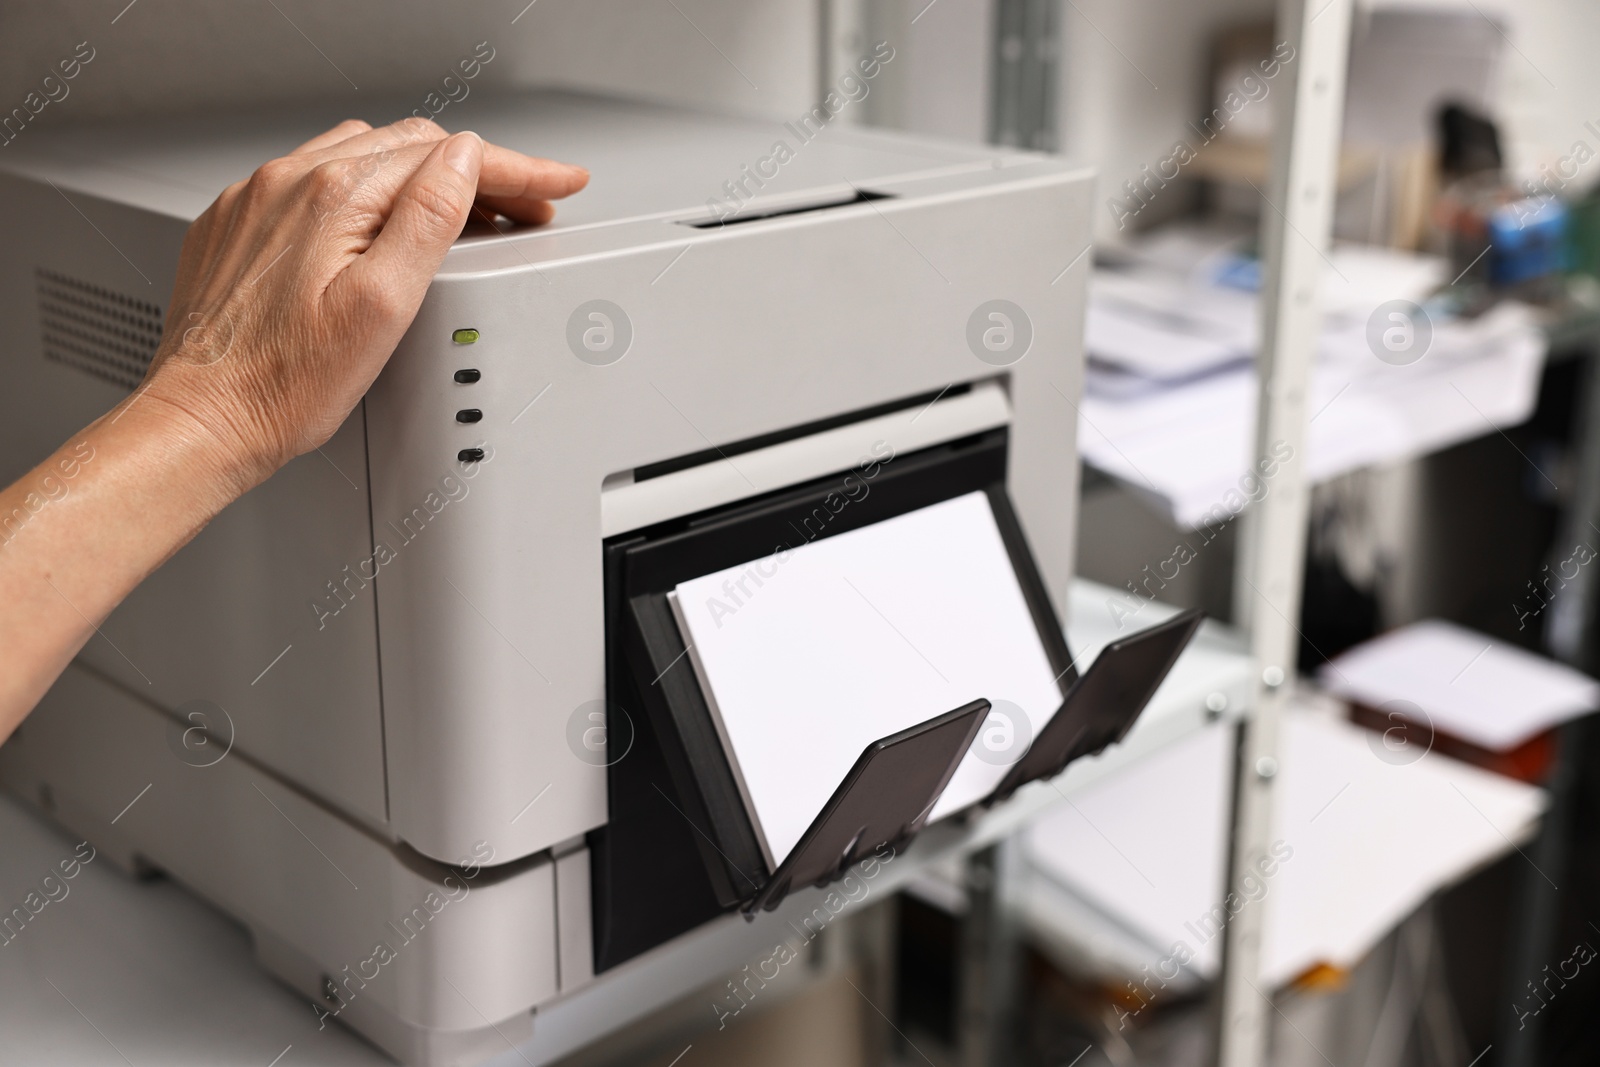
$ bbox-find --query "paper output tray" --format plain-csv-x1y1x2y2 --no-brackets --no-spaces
985,608,1204,806
591,430,1204,970
593,429,1075,967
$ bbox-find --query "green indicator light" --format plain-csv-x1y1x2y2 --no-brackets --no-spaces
452,328,480,344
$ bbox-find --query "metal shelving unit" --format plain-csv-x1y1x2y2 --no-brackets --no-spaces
1218,1,1353,1064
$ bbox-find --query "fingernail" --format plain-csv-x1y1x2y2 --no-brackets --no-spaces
444,132,481,177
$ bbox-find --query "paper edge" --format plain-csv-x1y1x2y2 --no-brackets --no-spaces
667,589,781,871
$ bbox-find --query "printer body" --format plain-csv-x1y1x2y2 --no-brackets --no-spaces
0,91,1092,1064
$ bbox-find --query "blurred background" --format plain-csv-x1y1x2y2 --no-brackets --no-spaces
4,1,1600,1065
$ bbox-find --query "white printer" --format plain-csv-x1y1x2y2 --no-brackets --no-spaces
0,91,1189,1065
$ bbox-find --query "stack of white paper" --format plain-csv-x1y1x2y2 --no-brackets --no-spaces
672,492,1063,868
1319,619,1600,752
1023,712,1546,988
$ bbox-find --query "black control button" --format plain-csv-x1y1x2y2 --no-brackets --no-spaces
454,369,481,384
458,448,485,463
456,408,483,424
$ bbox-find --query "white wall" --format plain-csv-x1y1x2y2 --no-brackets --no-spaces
852,0,995,143
1054,0,1277,244
0,0,819,127
4,0,1590,212
1055,0,1600,245
1343,0,1598,185
1482,0,1600,191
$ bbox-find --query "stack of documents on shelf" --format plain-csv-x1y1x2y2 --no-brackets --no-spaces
1079,227,1546,527
1020,712,1546,990
1319,619,1600,752
1085,270,1258,390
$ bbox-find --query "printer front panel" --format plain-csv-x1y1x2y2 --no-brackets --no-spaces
367,169,1093,867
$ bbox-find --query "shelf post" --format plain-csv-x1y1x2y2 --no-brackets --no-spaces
1218,0,1352,1065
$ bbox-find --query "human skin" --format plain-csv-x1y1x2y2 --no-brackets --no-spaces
0,117,587,741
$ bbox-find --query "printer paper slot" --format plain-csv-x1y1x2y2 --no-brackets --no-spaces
681,189,894,229
603,429,1076,913
593,426,1189,958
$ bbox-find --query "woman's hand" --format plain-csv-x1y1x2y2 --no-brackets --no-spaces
0,117,586,737
144,115,587,495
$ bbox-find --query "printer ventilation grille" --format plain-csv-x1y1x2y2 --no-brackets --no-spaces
36,269,163,391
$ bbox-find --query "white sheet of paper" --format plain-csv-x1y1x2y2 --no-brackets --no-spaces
1024,713,1546,987
672,491,1063,868
1319,619,1600,751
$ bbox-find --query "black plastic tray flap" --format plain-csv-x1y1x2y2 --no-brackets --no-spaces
987,609,1204,804
744,699,989,915
626,591,770,905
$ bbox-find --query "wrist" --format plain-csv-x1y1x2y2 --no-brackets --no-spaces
99,381,270,524
133,364,283,502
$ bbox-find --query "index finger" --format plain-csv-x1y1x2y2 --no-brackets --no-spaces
343,135,588,227
374,138,588,225
472,140,589,203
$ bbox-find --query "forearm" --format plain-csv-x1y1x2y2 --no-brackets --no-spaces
0,388,251,739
